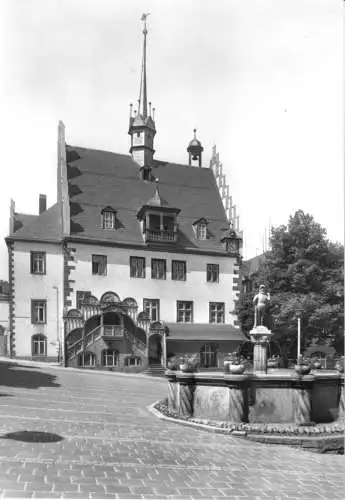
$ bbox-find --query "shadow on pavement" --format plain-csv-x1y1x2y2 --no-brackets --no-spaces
1,431,63,443
0,362,60,389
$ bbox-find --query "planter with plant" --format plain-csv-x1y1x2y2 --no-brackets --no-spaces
179,354,199,373
167,356,179,371
294,355,311,375
335,356,344,373
225,352,246,374
310,355,322,370
267,354,280,369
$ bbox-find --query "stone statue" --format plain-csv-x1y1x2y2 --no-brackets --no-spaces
253,285,270,328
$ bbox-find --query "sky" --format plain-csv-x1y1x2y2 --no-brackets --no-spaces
0,0,343,279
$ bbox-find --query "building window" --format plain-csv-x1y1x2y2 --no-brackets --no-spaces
172,260,187,281
207,263,219,283
102,211,116,230
130,257,146,278
151,259,166,280
200,344,217,368
197,222,207,240
31,334,47,356
30,252,46,274
143,299,160,321
177,301,193,323
125,356,141,367
102,350,118,367
31,300,47,324
92,255,107,275
209,302,225,324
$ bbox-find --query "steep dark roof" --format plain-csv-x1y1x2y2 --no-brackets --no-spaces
66,146,230,254
13,213,38,233
11,204,61,242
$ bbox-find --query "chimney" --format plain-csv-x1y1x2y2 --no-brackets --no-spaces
39,194,47,215
9,199,15,234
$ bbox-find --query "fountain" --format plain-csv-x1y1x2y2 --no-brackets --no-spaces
250,284,273,372
165,286,343,425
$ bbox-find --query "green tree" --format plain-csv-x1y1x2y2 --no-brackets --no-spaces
237,210,344,360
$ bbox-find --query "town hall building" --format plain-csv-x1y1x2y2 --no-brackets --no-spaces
5,17,246,372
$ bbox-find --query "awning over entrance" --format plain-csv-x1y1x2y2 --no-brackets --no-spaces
166,323,247,341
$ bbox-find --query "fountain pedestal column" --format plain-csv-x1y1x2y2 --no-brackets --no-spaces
250,326,273,372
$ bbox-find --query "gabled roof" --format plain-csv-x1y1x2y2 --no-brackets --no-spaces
7,145,233,254
66,146,231,254
101,206,117,214
146,187,169,208
192,217,208,226
10,204,61,242
137,182,181,219
13,213,38,233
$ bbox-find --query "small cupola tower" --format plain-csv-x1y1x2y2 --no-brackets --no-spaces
187,129,204,167
128,14,156,180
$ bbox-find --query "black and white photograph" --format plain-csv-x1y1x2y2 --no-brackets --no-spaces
0,1,344,499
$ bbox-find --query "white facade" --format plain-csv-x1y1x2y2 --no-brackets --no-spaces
13,241,63,358
70,243,238,324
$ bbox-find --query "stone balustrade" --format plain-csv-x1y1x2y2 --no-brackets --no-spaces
165,370,344,424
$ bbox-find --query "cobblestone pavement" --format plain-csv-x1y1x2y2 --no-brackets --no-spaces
0,360,343,500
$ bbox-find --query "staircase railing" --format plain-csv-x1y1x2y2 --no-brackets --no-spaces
67,338,83,360
67,324,102,360
124,329,147,354
84,325,102,348
67,325,147,361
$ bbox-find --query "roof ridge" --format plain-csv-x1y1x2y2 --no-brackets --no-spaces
67,145,208,170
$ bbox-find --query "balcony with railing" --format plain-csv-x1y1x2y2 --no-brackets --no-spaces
145,228,177,243
102,325,124,339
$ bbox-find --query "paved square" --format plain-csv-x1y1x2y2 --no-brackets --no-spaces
0,360,343,499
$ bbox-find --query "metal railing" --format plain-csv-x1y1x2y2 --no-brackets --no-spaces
67,338,83,359
67,325,147,360
124,329,146,353
145,229,177,242
102,325,124,338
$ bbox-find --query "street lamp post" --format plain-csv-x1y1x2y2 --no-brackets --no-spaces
53,286,61,364
296,308,303,359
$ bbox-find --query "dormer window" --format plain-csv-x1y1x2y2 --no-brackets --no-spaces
193,218,208,240
197,222,207,240
137,181,181,244
101,206,117,230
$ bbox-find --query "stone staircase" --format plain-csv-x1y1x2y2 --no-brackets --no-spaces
142,363,166,377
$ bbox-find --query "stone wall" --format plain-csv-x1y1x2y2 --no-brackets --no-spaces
166,370,343,424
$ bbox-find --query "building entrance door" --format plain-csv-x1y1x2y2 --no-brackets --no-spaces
148,334,162,365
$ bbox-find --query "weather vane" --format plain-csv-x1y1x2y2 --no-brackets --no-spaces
141,13,150,33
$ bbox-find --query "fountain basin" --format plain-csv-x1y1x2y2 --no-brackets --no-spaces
165,369,343,424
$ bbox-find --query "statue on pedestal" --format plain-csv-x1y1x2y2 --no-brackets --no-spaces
253,285,270,328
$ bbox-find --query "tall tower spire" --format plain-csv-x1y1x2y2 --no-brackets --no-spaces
128,14,156,179
139,13,149,118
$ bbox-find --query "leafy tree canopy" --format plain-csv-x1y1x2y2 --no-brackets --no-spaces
237,210,344,356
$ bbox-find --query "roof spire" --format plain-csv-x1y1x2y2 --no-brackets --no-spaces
138,13,150,118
